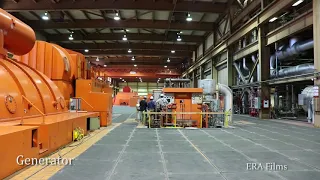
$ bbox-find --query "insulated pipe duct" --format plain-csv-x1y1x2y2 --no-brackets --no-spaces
218,83,233,123
270,39,314,70
233,62,246,82
0,8,36,55
243,58,249,71
270,64,315,78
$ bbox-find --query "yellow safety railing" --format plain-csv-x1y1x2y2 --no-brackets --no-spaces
142,111,230,128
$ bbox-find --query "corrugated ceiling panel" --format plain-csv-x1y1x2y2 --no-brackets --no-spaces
202,13,219,22
19,11,38,20
155,11,170,20
68,10,87,19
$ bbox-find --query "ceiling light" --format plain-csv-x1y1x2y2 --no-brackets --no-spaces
180,31,183,34
120,78,122,79
134,64,137,67
171,50,175,53
103,65,107,67
114,13,120,20
177,35,182,42
122,35,127,41
128,49,132,53
42,12,49,20
167,58,170,62
292,0,304,6
131,56,135,61
186,13,192,21
269,17,278,22
96,57,99,61
164,65,167,68
68,34,74,41
84,49,89,52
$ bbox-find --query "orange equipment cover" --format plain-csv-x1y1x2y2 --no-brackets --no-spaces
65,48,87,79
14,41,75,81
114,92,138,105
76,79,113,126
0,8,36,55
0,59,67,121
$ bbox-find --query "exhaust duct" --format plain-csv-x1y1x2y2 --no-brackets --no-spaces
270,64,315,78
270,39,314,72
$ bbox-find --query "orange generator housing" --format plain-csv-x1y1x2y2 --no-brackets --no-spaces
0,8,104,179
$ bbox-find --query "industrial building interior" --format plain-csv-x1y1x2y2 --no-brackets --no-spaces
1,0,320,179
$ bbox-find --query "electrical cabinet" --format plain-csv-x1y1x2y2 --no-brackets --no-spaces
254,97,261,109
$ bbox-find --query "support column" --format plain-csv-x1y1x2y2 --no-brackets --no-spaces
227,49,233,86
313,0,320,127
212,59,218,83
193,71,196,88
199,65,203,80
258,25,270,119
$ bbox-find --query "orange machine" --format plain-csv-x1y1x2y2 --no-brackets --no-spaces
115,92,138,106
76,79,113,126
0,9,99,179
163,88,203,128
14,41,82,106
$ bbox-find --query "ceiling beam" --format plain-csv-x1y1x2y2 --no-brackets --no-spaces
2,0,227,13
86,57,183,62
26,19,214,31
47,33,203,43
60,43,196,51
83,49,191,57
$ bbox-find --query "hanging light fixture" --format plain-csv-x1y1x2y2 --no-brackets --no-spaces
292,0,304,6
269,17,278,22
128,49,132,53
122,35,127,41
177,35,182,41
171,50,175,53
96,57,99,61
186,13,192,21
68,32,74,40
164,65,167,68
103,64,107,67
42,12,50,20
84,49,89,52
114,13,120,20
131,56,135,61
134,64,137,67
167,58,170,62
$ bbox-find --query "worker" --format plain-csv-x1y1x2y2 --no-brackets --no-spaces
156,94,168,111
139,96,148,123
147,96,156,127
147,96,156,111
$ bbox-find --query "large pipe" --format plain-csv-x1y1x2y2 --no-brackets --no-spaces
270,63,314,78
218,83,233,123
0,8,36,55
270,39,314,70
243,58,249,71
233,62,246,83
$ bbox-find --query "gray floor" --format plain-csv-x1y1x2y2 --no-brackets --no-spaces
51,107,320,180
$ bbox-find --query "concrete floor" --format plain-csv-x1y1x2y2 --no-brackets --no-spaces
50,106,320,180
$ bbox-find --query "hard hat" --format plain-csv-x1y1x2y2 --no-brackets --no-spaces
150,96,154,100
160,94,164,97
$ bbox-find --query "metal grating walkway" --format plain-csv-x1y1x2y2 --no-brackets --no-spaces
50,108,320,180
